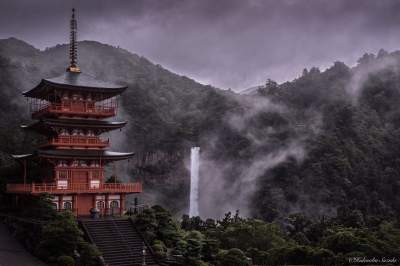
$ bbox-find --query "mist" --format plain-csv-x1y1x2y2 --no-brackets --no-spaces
195,94,309,218
1,0,400,90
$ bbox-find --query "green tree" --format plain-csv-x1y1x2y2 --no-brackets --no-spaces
216,248,251,266
77,240,101,266
185,231,204,261
57,255,75,266
35,211,82,262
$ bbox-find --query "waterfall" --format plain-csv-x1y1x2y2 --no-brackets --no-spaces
189,147,200,217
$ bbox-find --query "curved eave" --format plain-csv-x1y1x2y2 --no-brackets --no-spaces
103,151,135,160
21,123,52,135
22,119,127,134
11,154,33,160
23,73,127,99
44,119,127,129
23,81,127,98
43,79,127,93
22,79,47,97
37,149,134,161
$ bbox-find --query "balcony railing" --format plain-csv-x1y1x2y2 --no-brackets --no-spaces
32,102,116,118
6,182,142,194
44,136,109,148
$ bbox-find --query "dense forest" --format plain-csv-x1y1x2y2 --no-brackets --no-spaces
4,196,400,265
1,38,400,220
0,38,400,264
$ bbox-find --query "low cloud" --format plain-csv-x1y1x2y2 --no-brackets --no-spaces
1,0,400,90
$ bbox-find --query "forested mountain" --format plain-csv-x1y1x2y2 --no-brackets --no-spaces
1,38,400,223
253,53,400,222
0,37,237,213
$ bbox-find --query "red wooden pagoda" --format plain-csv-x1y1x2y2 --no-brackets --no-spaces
6,9,141,216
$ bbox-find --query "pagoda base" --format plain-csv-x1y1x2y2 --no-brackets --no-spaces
50,193,127,216
6,182,141,194
7,183,139,216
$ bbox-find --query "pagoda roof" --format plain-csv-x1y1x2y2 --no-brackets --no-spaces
11,154,33,160
37,149,134,161
22,118,127,134
23,71,127,99
12,150,134,162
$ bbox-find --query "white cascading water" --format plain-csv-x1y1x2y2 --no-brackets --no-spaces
189,147,200,217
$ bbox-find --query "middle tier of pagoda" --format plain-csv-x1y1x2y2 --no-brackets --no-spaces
23,118,127,149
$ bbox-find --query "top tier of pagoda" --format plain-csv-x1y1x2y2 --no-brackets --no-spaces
25,70,126,120
25,8,126,121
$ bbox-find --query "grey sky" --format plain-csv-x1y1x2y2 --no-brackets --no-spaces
1,0,400,90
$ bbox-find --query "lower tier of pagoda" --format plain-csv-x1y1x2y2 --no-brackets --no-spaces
12,149,135,162
6,182,142,194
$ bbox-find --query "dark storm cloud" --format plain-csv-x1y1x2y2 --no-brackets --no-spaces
1,0,400,90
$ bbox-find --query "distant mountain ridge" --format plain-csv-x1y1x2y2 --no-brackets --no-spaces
1,38,400,221
0,37,209,92
239,85,263,95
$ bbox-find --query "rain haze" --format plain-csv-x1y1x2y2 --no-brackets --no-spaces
1,0,400,90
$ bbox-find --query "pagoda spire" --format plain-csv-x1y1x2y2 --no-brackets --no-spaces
67,8,81,73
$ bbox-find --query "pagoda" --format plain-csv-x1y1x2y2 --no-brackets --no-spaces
6,9,141,216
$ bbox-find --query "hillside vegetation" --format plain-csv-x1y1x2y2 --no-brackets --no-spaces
0,38,400,223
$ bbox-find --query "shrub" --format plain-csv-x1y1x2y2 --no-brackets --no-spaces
57,255,75,266
78,240,101,266
153,239,167,258
216,248,251,266
35,211,82,260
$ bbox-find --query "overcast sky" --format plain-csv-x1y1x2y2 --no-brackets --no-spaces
1,0,400,90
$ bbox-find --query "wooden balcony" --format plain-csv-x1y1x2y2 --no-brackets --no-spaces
43,136,109,149
32,102,116,119
6,182,142,194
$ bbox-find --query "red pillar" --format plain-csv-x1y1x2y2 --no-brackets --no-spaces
58,195,63,211
92,195,96,208
105,194,109,216
92,194,97,215
120,194,125,216
73,194,78,216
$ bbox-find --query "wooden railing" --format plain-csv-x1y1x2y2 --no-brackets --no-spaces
32,102,116,118
47,136,109,148
6,182,142,194
126,204,149,215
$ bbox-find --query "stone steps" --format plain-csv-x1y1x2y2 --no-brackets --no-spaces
80,218,159,266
